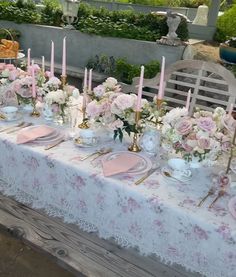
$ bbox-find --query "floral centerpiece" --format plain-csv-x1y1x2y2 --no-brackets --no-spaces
161,107,231,166
87,77,158,141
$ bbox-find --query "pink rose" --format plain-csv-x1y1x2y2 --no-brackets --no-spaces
222,141,231,152
182,142,193,153
198,137,211,149
197,117,216,133
175,119,192,135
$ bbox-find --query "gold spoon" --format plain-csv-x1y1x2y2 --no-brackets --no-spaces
163,171,187,184
80,147,111,161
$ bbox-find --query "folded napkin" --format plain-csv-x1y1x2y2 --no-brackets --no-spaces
17,125,55,144
228,196,236,219
102,153,140,177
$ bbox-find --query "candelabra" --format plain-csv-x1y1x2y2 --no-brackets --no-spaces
128,111,141,152
30,98,40,117
78,107,89,129
226,126,236,174
61,75,67,90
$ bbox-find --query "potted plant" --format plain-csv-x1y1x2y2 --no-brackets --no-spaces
219,37,236,64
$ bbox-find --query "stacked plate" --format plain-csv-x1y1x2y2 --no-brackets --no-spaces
23,125,64,146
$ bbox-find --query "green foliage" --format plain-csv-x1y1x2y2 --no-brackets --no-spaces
0,28,21,41
0,1,40,24
0,1,188,42
41,0,62,26
87,55,160,84
215,4,236,42
76,4,188,41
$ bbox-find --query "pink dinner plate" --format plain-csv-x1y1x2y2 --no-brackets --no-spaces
102,151,152,175
228,197,236,219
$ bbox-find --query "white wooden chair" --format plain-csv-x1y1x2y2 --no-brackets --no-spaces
121,60,236,115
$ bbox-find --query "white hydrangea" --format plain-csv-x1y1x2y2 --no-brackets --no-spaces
45,89,67,105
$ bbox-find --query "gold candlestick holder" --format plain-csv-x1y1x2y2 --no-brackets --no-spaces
226,126,236,174
30,99,40,117
61,75,67,90
78,107,89,129
128,111,141,152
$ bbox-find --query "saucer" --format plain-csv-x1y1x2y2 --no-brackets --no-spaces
161,167,192,183
73,137,99,148
1,112,22,122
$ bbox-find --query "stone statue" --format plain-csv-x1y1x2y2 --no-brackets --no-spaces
166,11,181,40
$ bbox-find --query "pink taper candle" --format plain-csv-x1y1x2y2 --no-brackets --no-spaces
42,56,45,73
136,65,144,111
31,60,36,98
83,68,88,108
88,69,92,91
185,89,191,111
27,48,31,70
228,103,234,116
157,56,165,100
50,41,54,78
62,37,66,77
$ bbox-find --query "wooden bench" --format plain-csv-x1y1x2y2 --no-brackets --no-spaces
121,60,236,115
0,193,202,277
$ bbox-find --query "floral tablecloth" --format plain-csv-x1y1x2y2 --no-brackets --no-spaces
0,116,236,277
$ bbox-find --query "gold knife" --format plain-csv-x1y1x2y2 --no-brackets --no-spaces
45,138,65,150
0,121,25,133
135,167,159,185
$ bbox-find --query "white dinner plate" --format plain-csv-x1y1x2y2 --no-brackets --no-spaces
102,151,152,175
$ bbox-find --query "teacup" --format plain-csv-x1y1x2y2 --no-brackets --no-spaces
1,106,18,120
78,129,98,146
168,158,191,179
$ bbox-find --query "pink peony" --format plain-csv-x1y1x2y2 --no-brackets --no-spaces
197,117,216,133
182,142,193,153
175,119,192,135
112,94,134,111
108,119,124,130
222,140,231,152
8,69,19,81
87,100,102,118
198,137,211,149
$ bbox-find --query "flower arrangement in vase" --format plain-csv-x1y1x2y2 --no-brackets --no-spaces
161,107,232,166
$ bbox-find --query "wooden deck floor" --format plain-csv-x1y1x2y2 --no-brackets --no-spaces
0,194,202,277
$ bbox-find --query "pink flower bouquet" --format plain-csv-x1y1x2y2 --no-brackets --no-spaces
161,107,232,165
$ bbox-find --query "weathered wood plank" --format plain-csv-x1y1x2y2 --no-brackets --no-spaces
0,194,202,277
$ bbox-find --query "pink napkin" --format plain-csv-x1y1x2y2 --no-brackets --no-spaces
228,197,236,219
17,125,55,144
102,153,140,177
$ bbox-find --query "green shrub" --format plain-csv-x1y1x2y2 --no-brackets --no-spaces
0,28,21,41
215,4,236,42
87,55,160,84
0,1,188,42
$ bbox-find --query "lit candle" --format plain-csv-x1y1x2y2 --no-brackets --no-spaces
50,41,54,78
228,103,234,116
83,68,88,108
27,48,31,71
62,37,66,77
88,68,92,92
185,89,191,111
157,56,165,100
136,65,144,111
42,56,45,73
31,60,36,98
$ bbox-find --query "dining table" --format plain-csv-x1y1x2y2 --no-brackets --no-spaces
0,114,236,277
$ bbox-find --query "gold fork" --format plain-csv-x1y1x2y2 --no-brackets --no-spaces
197,187,216,207
209,189,226,209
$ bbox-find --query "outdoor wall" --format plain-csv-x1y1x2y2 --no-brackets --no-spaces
0,20,186,69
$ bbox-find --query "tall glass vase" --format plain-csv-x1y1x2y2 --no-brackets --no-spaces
140,125,161,158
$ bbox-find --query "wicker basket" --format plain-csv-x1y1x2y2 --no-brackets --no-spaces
0,29,19,59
